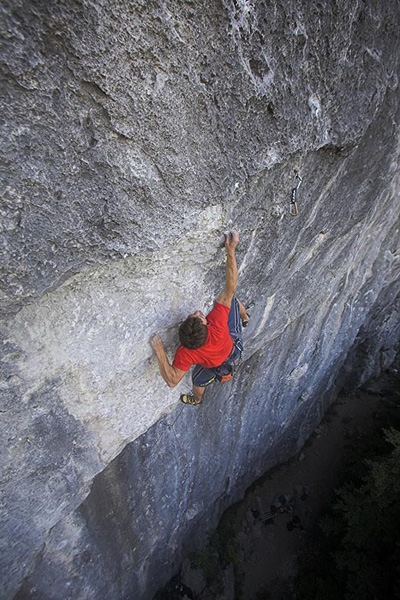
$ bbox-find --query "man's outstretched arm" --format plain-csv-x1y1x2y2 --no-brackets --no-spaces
150,334,186,388
216,230,239,308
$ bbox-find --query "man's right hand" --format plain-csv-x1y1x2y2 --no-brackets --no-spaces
224,229,239,252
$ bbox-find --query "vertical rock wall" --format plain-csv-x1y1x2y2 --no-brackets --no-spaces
1,1,400,598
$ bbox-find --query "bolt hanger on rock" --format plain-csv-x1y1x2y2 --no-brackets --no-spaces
290,172,302,216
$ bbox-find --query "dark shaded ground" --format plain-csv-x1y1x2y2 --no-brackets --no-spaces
155,358,400,600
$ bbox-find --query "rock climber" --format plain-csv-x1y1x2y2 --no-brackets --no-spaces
150,230,249,405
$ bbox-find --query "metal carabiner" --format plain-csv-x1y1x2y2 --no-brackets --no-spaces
289,174,302,217
289,199,299,216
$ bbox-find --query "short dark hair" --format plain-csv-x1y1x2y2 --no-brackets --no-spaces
179,316,208,349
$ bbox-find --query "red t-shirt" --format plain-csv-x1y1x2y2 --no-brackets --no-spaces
173,302,233,371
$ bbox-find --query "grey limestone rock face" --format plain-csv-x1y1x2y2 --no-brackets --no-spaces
1,0,400,598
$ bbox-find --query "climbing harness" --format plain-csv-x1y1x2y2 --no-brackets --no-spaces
289,172,302,216
215,362,234,383
215,338,243,383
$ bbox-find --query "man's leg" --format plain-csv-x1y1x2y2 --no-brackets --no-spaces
192,385,206,404
189,365,216,405
237,299,249,325
227,297,246,362
227,297,241,340
228,296,249,339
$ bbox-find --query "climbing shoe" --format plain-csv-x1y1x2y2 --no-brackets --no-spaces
180,393,202,406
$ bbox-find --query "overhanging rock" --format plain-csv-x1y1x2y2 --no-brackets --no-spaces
1,1,400,598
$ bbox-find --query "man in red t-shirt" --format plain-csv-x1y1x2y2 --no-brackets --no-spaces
150,230,249,405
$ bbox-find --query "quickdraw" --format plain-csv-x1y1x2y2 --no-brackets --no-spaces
289,173,302,216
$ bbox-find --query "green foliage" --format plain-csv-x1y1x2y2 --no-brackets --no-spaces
191,546,223,591
189,508,241,596
295,426,400,600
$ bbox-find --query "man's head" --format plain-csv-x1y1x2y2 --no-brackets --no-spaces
179,311,208,349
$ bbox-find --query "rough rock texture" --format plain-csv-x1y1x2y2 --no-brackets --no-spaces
1,0,400,598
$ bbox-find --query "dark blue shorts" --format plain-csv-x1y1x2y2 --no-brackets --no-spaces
192,297,243,388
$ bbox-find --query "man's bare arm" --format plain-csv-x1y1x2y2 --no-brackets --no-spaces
150,334,186,387
216,230,239,308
